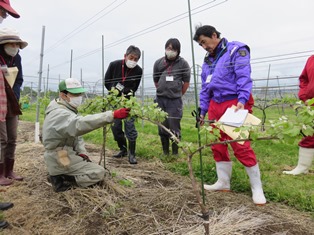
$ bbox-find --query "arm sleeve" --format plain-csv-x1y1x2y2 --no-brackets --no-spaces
181,60,191,83
298,68,308,102
298,57,313,102
74,136,88,154
12,54,23,100
104,62,114,91
199,82,211,116
55,110,114,137
233,47,252,105
153,59,161,83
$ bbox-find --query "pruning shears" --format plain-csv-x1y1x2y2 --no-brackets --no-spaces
191,108,201,128
191,108,215,128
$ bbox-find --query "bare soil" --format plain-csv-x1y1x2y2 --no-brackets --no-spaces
1,121,313,235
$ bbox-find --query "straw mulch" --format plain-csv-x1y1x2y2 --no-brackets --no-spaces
1,121,313,235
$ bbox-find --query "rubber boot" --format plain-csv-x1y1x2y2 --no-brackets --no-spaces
128,140,137,164
112,138,127,158
62,175,77,186
245,164,267,205
5,158,23,181
0,220,9,229
172,142,179,155
204,161,232,191
0,203,10,229
0,202,14,211
0,163,13,186
160,136,169,155
283,147,314,175
49,175,72,192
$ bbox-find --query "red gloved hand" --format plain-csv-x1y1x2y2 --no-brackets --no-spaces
113,108,130,119
78,154,92,162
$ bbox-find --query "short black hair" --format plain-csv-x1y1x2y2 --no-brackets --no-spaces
193,25,221,42
126,45,141,59
165,38,181,56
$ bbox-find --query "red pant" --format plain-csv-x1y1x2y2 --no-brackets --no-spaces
299,136,314,148
208,98,257,167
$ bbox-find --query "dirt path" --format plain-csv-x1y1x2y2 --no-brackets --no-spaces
1,121,313,234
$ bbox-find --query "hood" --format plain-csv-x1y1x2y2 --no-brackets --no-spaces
45,98,77,116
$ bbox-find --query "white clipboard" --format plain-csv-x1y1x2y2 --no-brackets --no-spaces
217,105,261,145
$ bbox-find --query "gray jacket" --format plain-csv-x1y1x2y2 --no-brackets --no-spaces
153,56,191,99
42,98,114,176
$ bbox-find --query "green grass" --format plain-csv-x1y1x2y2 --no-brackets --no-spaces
20,104,314,215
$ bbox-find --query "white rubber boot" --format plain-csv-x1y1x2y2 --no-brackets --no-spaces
245,163,266,205
204,161,232,191
283,147,314,175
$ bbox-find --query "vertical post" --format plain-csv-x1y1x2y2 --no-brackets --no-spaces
187,0,205,205
263,64,271,109
70,49,73,77
30,82,33,103
141,50,144,128
35,26,45,143
102,35,105,97
42,75,45,96
101,35,106,170
80,68,83,84
45,64,49,96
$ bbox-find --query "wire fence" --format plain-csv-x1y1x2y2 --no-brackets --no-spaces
21,69,299,107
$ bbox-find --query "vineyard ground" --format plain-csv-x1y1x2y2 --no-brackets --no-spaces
1,121,313,235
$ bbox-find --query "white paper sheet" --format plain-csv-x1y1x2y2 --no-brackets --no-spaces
219,108,248,127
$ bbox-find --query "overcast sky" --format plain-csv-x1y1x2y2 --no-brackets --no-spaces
4,0,314,94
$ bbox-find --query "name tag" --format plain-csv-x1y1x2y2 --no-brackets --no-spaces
115,83,124,91
206,74,212,83
166,76,174,82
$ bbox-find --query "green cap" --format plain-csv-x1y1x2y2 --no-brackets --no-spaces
58,78,86,94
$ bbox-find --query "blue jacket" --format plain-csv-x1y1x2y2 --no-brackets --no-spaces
199,38,252,116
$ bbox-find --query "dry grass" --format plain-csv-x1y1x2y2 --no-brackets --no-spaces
0,121,313,235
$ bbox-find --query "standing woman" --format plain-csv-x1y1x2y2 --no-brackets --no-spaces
0,28,27,185
153,38,191,156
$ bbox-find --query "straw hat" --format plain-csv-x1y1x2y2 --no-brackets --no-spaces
0,28,27,49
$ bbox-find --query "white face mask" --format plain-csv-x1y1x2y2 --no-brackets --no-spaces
4,45,19,57
0,16,4,24
126,60,137,69
165,50,178,60
68,96,83,108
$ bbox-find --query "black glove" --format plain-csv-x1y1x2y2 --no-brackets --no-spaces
191,107,201,128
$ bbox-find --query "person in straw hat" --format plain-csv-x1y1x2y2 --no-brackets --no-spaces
0,28,28,186
0,1,21,230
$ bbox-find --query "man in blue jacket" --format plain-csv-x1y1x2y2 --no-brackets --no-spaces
193,25,266,205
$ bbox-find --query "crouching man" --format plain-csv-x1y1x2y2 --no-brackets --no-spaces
42,78,130,192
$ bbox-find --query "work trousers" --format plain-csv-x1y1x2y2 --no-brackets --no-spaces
0,116,18,163
208,98,257,167
111,117,138,142
44,147,105,188
156,96,182,139
298,136,314,148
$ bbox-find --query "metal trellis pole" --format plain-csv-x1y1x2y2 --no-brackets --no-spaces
187,0,206,205
35,25,45,143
